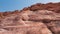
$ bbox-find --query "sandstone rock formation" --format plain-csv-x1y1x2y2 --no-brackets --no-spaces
0,2,60,34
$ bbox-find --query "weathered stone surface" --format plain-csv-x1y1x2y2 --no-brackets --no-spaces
0,22,52,34
1,2,60,34
46,21,60,34
28,10,60,21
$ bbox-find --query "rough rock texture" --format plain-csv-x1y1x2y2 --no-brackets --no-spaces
0,2,60,34
0,22,52,34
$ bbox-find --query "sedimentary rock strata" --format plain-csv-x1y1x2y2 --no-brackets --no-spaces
0,2,60,34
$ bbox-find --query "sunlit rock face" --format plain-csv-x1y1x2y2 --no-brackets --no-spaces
0,2,60,34
0,22,52,34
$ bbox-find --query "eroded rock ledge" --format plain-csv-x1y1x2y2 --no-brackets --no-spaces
0,2,60,34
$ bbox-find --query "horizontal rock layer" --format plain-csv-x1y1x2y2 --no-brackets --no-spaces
0,2,60,34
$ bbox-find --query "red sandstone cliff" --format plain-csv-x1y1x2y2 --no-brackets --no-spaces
0,2,60,34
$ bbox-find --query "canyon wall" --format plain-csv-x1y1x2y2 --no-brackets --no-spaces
0,2,60,34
